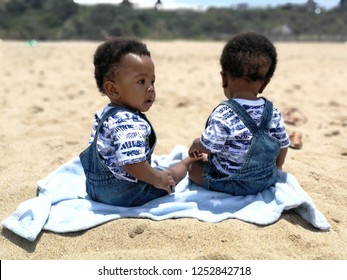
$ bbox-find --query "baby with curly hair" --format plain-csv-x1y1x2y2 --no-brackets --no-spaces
188,32,290,196
80,37,196,207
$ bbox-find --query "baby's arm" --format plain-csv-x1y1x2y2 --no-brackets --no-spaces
123,161,174,193
276,147,288,170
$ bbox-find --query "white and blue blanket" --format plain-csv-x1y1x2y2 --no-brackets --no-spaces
2,145,330,241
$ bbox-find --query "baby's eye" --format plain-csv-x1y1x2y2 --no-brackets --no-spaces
138,79,145,85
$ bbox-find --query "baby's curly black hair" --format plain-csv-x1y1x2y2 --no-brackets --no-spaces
220,32,277,82
93,37,151,93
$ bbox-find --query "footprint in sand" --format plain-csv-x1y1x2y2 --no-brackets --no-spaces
66,141,79,145
324,130,340,137
128,224,147,238
340,149,347,156
30,105,44,114
176,101,188,108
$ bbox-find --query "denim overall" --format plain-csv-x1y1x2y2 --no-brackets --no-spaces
202,98,281,196
79,106,167,207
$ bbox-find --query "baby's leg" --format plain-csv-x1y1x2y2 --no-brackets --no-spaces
168,157,198,185
187,159,204,186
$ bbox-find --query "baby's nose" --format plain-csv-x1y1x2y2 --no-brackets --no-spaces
148,85,154,92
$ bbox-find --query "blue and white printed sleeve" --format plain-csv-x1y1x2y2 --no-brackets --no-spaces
270,107,291,148
200,105,231,153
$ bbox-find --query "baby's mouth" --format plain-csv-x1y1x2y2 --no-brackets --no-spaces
145,99,155,104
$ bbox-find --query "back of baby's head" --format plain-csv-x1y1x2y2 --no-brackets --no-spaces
220,32,277,82
93,37,151,93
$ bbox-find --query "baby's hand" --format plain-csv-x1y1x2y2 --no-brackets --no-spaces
156,170,176,193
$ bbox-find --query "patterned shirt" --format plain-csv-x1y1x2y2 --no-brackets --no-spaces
201,98,290,175
88,105,154,182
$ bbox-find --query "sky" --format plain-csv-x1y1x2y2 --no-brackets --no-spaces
73,0,340,10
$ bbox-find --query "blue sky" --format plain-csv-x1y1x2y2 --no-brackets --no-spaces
73,0,340,10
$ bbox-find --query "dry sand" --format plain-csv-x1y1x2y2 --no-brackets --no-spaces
0,40,346,260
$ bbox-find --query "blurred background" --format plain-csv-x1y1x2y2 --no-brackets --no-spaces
0,0,346,42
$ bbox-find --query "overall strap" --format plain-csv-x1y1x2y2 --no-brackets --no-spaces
222,98,273,134
258,99,273,131
139,112,156,148
222,99,257,134
92,106,132,144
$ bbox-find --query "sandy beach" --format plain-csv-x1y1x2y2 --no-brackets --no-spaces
0,40,346,260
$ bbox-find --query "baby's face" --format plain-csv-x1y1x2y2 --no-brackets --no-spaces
109,54,156,112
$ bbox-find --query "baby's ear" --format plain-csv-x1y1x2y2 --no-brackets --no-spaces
104,81,120,99
259,79,270,93
220,71,228,88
